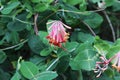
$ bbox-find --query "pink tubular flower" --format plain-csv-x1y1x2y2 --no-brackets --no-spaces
46,20,71,47
112,52,120,71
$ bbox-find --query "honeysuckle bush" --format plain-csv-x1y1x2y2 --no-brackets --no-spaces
0,0,120,80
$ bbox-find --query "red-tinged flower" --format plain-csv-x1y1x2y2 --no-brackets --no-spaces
46,20,71,47
94,56,110,77
112,52,120,71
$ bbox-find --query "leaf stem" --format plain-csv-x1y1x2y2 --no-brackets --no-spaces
82,21,96,36
34,14,39,35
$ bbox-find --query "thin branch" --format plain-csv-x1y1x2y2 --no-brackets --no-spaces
117,23,120,39
34,14,39,35
0,39,28,51
82,21,96,36
58,8,104,15
103,10,116,41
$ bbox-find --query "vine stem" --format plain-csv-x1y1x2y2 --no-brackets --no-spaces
34,14,39,35
82,21,96,36
46,58,59,71
0,15,34,25
0,39,28,51
102,10,116,41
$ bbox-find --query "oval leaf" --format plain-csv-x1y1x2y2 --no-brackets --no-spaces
1,1,20,14
20,61,39,79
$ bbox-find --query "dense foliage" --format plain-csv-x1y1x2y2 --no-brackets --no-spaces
0,0,120,80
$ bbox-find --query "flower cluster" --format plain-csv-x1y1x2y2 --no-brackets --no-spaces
94,51,120,77
46,20,71,47
94,56,110,77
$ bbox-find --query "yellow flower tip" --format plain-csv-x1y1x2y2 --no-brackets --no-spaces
112,64,120,71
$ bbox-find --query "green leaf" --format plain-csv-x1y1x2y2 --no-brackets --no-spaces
107,38,120,58
64,42,79,52
0,50,7,64
0,69,11,80
105,0,115,7
70,42,97,71
79,0,87,11
66,0,82,5
114,38,120,46
1,1,20,14
114,76,120,80
71,32,94,43
107,45,120,58
90,0,101,3
83,13,103,28
28,35,47,54
94,36,111,56
11,31,20,44
34,3,49,12
112,2,120,11
40,48,52,56
31,71,58,80
38,31,49,45
11,72,21,80
31,0,41,3
7,13,27,31
20,61,39,79
56,55,70,73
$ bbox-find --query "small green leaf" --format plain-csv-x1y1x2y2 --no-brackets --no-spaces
83,13,103,28
1,1,20,14
20,61,39,79
38,31,49,45
105,0,115,7
28,35,47,54
31,0,41,3
40,48,52,56
0,50,7,64
34,3,49,12
66,0,82,5
94,36,111,56
31,71,58,80
71,32,94,43
11,72,21,80
64,42,79,52
107,45,120,59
